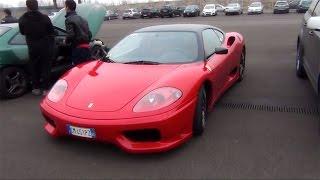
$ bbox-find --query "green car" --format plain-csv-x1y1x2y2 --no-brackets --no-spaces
0,4,106,99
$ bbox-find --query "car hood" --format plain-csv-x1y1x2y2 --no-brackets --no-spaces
203,9,215,12
51,4,106,38
66,62,181,112
248,6,262,10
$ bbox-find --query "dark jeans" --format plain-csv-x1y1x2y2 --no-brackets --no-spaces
71,47,91,66
27,38,54,90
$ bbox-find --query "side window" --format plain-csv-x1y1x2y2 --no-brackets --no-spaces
309,0,319,15
202,29,222,58
214,30,224,42
313,1,320,15
9,33,26,45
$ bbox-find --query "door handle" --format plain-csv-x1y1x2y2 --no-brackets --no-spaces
309,30,314,36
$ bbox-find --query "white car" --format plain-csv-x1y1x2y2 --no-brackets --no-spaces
202,4,217,16
225,3,243,15
122,9,140,19
248,2,264,14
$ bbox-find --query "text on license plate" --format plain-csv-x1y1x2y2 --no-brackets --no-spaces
68,125,96,138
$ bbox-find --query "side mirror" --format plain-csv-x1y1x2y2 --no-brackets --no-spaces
307,16,320,31
215,47,228,54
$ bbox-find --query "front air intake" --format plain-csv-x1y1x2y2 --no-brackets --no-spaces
124,129,161,142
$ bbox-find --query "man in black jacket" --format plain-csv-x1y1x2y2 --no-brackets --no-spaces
1,9,18,24
19,0,55,96
65,0,92,65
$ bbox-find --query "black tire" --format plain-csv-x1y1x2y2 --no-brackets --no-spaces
0,67,28,99
296,42,307,78
238,50,246,82
193,86,208,136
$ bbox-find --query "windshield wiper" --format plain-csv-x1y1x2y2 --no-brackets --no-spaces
123,60,161,65
101,56,115,63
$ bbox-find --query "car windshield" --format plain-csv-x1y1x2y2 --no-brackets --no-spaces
250,2,261,7
228,3,239,7
186,6,195,10
301,0,312,6
205,5,215,9
124,10,131,13
276,1,288,5
142,9,150,12
0,27,10,37
107,32,199,64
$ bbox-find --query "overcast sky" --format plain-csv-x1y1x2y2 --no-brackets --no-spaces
0,0,155,7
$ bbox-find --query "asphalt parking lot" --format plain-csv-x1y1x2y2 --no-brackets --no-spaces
1,13,320,179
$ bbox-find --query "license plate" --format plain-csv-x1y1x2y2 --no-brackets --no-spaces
68,125,96,138
144,15,147,16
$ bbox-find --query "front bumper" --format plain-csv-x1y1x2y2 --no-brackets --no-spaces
202,11,215,16
248,9,262,13
40,98,197,153
183,12,196,16
274,8,289,13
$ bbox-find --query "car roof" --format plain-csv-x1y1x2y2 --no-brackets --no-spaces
135,24,217,33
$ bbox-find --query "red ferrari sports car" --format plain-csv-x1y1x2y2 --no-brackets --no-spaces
40,24,246,153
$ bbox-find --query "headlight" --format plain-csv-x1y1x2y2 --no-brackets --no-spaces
133,87,182,112
47,79,68,103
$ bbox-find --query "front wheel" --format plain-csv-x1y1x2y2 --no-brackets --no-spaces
238,51,246,81
193,87,208,136
296,43,306,78
0,67,28,99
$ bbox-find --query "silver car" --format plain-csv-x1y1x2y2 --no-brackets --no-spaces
225,3,243,15
296,0,320,105
122,9,140,19
248,2,264,14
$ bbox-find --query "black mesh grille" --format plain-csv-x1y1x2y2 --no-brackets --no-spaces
217,103,319,115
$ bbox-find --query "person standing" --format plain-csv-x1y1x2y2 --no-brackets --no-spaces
19,0,55,96
64,0,92,65
1,9,18,24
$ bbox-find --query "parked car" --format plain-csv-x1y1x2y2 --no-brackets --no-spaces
40,24,246,153
122,9,140,19
173,7,185,16
105,10,118,20
289,0,300,9
150,8,161,17
216,4,226,12
296,0,312,13
202,4,218,16
160,5,174,18
141,8,154,18
273,1,290,14
183,5,201,17
248,2,264,14
0,4,107,99
225,3,243,15
296,0,320,106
